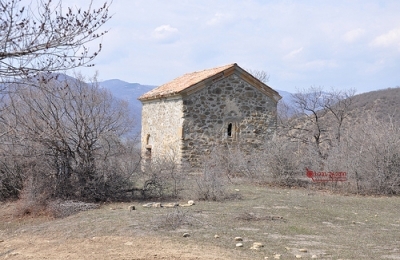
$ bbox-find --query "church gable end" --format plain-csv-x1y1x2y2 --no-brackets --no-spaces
180,72,278,165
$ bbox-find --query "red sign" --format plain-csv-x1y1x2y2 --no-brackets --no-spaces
306,168,347,182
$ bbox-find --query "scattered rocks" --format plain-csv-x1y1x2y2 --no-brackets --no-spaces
128,205,135,211
234,237,243,241
299,248,308,253
236,243,244,247
162,203,179,208
273,254,281,259
0,239,4,243
295,255,302,258
214,234,220,238
143,201,195,208
182,233,190,238
124,242,133,246
250,242,264,250
142,202,154,208
152,203,162,208
179,203,191,207
311,255,318,259
179,200,195,207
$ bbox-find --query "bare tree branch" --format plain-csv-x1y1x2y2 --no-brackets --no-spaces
0,0,111,82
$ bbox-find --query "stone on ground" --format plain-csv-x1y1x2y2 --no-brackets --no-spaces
234,236,243,241
236,243,243,247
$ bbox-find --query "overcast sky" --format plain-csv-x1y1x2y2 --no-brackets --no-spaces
69,0,400,93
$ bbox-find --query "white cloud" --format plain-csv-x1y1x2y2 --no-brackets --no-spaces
343,28,366,43
152,25,180,44
207,12,232,26
283,47,303,60
371,28,400,49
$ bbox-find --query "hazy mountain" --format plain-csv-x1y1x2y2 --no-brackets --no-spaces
98,79,155,133
276,89,293,102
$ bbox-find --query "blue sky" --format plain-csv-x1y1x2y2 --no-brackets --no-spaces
69,0,400,93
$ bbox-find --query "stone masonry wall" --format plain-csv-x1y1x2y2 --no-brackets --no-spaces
181,74,278,165
141,97,184,164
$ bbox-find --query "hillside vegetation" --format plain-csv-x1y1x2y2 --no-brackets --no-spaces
349,87,400,123
274,86,400,195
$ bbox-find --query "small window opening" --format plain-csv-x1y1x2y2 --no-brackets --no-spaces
227,123,233,137
145,146,152,159
145,134,152,160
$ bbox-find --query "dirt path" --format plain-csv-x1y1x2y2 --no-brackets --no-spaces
1,235,238,259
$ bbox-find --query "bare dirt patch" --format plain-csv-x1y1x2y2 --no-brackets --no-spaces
0,235,237,259
1,184,400,259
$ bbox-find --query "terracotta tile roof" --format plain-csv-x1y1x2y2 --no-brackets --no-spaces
139,63,236,100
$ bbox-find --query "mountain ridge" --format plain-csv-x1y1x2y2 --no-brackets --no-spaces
99,79,400,134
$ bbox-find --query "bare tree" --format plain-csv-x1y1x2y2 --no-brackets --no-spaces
0,0,111,82
248,69,270,83
323,88,355,143
280,87,354,159
283,87,329,159
4,75,134,200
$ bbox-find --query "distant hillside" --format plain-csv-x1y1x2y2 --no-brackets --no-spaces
348,87,400,124
276,89,293,103
98,79,155,133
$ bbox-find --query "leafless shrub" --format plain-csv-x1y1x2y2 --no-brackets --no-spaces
222,145,267,180
275,96,400,195
153,208,192,230
342,116,400,195
194,149,228,201
14,175,52,217
48,200,100,218
263,136,308,187
0,158,24,200
140,157,186,199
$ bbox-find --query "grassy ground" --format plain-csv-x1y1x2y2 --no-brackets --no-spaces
1,183,400,259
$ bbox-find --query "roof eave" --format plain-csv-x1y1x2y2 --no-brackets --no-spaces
138,92,182,102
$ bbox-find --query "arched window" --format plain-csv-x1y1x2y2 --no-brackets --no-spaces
227,123,233,137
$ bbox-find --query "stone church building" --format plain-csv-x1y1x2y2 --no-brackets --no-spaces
138,63,281,165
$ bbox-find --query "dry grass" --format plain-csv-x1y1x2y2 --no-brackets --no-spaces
1,184,400,259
